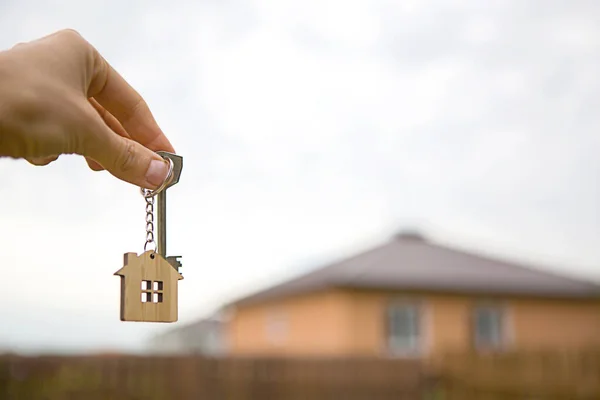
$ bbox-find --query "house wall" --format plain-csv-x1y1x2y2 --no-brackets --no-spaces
343,290,473,357
227,290,355,356
510,298,600,350
226,289,600,358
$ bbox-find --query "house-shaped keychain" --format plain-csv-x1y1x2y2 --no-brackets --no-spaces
115,151,184,323
114,250,183,323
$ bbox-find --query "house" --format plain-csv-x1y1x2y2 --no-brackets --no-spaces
114,250,183,323
223,231,600,360
147,315,228,355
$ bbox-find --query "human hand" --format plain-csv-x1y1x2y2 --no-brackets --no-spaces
0,29,175,189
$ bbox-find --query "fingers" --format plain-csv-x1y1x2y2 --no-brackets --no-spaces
86,48,175,154
85,157,104,171
88,97,131,139
82,102,171,189
86,97,131,172
27,155,59,166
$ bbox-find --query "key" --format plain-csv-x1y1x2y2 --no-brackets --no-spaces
114,152,184,323
155,151,184,272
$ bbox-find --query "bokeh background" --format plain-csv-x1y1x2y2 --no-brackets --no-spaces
1,0,599,356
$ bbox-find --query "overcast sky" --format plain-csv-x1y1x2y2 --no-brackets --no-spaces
1,0,599,354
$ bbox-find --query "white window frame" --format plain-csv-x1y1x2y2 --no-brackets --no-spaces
473,303,506,350
386,300,424,356
264,309,288,345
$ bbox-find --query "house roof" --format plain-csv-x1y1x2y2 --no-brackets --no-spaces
229,231,600,306
114,251,183,279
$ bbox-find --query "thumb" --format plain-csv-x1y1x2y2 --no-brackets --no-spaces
84,118,170,190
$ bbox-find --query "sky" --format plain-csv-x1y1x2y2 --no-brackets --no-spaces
0,0,599,354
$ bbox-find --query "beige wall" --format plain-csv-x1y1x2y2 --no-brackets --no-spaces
510,298,600,350
227,288,600,358
227,290,355,356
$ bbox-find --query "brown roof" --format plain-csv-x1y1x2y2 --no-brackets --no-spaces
229,232,600,306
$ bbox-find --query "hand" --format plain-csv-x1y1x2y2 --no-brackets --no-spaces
0,29,175,189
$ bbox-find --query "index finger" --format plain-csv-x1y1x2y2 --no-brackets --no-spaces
86,46,175,153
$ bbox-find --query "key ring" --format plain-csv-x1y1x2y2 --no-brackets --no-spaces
140,157,174,198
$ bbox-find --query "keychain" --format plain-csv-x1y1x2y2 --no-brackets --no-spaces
114,151,184,323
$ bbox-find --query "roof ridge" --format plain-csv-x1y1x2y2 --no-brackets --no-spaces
333,241,397,285
226,241,390,306
226,235,600,307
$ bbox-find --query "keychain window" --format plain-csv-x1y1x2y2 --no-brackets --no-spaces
141,280,164,303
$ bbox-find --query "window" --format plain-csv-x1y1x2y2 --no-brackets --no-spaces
141,280,164,303
265,310,288,345
387,302,421,355
473,305,504,349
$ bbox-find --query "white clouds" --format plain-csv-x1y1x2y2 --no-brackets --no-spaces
196,29,383,146
266,0,383,49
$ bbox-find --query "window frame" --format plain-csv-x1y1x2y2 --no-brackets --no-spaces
472,302,506,351
385,299,425,357
264,309,288,345
141,280,164,304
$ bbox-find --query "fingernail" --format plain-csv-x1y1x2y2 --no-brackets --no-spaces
146,159,168,187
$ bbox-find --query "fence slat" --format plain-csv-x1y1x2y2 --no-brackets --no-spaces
2,350,600,399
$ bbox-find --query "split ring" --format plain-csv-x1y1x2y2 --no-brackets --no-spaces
140,157,174,198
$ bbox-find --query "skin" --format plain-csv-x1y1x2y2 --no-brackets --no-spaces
0,29,175,189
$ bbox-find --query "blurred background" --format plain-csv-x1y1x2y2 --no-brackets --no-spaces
1,0,600,398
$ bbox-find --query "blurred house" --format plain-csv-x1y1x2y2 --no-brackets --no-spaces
147,315,227,355
222,231,600,360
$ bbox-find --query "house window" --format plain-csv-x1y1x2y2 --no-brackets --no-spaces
387,302,421,355
265,310,288,345
141,280,164,303
473,305,504,349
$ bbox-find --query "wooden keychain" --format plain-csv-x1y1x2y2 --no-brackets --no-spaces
114,152,184,323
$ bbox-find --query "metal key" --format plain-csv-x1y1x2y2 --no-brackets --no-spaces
142,151,184,272
156,151,183,272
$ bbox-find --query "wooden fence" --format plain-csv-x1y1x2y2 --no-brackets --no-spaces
3,350,600,399
0,355,428,400
437,348,600,399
